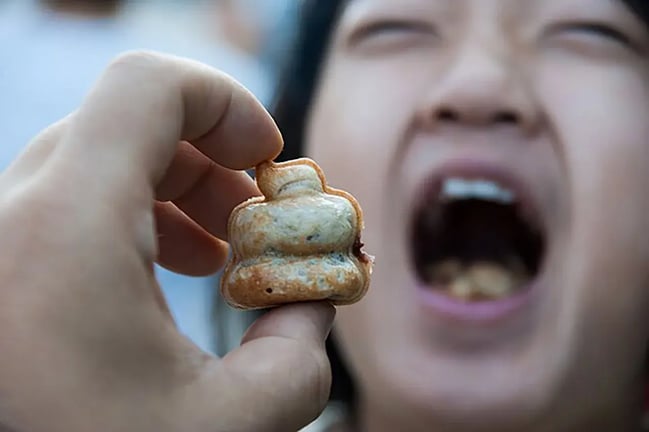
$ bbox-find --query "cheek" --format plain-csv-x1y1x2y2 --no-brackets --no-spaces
539,63,649,365
537,60,649,192
539,63,649,265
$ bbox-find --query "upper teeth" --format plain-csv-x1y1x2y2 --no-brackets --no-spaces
440,178,515,204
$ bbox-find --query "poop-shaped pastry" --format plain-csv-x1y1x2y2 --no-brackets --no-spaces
221,158,373,310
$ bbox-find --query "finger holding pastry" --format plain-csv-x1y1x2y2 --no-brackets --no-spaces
0,51,336,432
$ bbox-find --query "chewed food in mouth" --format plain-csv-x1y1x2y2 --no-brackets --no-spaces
426,258,527,300
411,177,545,301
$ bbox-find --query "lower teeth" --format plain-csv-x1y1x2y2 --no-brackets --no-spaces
426,259,529,300
449,276,474,299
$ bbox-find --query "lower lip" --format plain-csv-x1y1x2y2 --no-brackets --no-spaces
416,282,536,324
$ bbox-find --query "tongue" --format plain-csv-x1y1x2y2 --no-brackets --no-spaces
426,259,528,301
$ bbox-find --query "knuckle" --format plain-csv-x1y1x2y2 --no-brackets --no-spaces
8,184,74,233
106,50,167,76
0,185,61,262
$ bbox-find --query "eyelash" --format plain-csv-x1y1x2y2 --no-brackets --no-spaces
555,22,633,47
351,19,638,53
353,20,433,41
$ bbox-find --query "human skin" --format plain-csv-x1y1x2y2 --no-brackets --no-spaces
305,0,649,431
0,52,334,432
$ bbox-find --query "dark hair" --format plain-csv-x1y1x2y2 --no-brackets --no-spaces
625,0,649,21
273,0,347,163
270,0,649,411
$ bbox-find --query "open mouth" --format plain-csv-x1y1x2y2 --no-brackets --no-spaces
411,176,545,302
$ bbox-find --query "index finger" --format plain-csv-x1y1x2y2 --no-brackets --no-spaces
51,51,282,193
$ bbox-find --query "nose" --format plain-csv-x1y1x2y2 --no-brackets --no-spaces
418,45,540,133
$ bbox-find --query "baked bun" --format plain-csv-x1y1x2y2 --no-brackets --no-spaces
221,158,373,310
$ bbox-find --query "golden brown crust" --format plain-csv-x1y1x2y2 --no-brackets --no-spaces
220,158,373,310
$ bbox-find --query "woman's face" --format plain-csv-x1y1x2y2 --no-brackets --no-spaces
305,0,649,429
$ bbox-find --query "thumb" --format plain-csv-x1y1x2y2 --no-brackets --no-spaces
180,302,336,432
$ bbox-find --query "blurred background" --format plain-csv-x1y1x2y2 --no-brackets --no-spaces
0,0,301,354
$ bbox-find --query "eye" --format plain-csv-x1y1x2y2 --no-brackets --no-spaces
552,21,634,47
350,19,435,44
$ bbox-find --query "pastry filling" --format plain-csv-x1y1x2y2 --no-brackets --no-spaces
411,178,544,301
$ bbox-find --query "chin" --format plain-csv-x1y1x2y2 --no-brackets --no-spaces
370,343,568,429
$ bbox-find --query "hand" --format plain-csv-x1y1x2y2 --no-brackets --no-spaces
0,51,334,432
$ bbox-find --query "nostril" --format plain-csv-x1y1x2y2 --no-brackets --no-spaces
493,112,519,124
438,108,459,122
432,105,524,127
